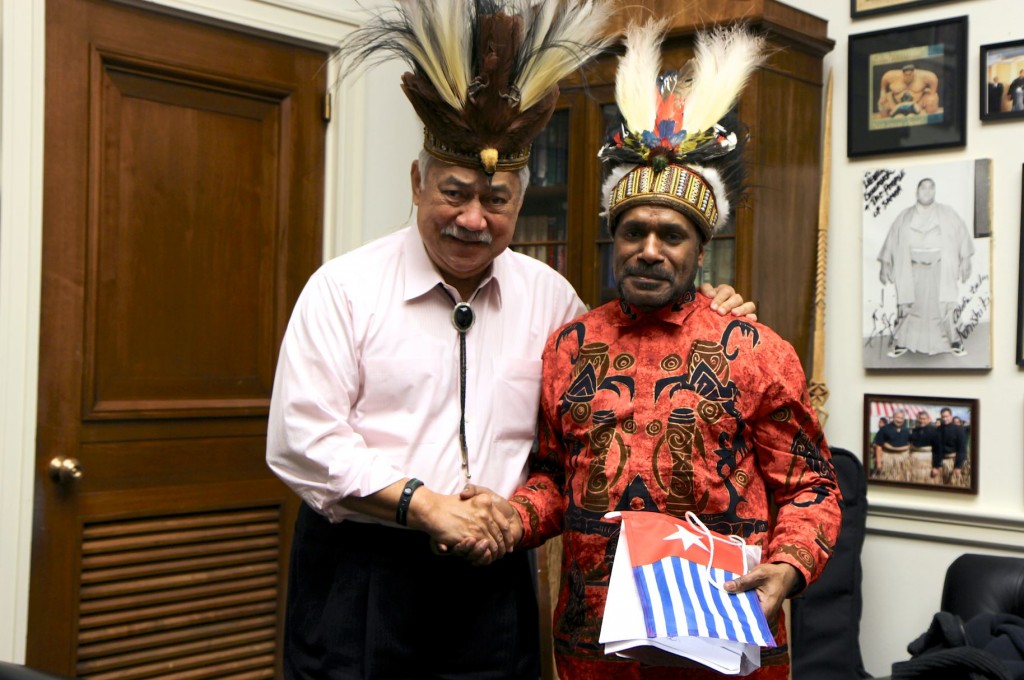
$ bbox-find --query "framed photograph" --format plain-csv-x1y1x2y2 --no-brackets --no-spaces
864,394,978,494
862,159,992,370
980,40,1024,120
848,17,968,158
1017,167,1024,366
852,0,963,19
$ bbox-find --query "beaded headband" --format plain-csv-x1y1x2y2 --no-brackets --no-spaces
605,164,723,242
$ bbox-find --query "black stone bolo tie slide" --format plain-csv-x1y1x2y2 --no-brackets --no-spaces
452,302,475,333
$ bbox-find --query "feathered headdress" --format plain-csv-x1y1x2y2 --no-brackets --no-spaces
338,0,613,175
599,21,767,241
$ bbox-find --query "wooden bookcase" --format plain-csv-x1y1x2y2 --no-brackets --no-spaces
511,0,834,369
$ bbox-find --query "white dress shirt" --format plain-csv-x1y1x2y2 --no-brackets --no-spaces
267,226,586,522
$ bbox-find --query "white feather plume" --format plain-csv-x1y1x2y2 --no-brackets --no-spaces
690,165,731,229
614,19,669,135
398,0,473,110
600,163,638,215
682,25,766,136
515,0,615,111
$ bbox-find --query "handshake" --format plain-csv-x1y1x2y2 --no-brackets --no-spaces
413,483,524,566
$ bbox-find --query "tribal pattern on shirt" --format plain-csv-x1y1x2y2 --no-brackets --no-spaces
511,290,842,676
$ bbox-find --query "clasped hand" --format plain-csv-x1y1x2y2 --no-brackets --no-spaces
425,484,522,566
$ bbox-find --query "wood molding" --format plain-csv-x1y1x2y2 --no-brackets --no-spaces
607,0,834,55
867,504,1024,553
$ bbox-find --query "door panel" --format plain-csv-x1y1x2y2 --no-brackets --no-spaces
32,0,326,675
89,60,283,418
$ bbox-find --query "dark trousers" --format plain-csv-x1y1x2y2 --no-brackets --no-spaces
284,504,541,680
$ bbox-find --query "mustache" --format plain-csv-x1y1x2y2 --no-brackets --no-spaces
441,224,493,244
621,263,672,281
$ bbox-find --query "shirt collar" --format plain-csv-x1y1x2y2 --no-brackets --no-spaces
611,284,700,327
401,226,504,307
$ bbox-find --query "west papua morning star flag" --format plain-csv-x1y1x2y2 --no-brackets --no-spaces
620,511,776,648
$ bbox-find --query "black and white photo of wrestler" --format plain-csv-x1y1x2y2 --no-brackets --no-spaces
862,160,991,370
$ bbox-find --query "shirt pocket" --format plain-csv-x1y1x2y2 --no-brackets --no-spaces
493,358,542,442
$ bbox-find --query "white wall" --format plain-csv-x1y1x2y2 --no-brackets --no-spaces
780,0,1024,675
0,0,45,664
3,0,1023,672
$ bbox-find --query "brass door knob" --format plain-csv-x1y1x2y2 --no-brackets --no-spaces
49,457,83,484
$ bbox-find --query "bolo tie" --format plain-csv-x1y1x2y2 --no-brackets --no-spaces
438,284,475,483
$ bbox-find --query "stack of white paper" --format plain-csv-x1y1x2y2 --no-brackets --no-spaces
598,514,767,676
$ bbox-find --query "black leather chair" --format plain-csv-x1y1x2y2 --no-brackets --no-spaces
942,553,1024,621
0,662,68,680
875,553,1024,679
790,447,872,680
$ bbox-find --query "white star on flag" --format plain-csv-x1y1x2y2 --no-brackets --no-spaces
663,524,710,553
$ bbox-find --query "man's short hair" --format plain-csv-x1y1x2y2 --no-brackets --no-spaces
902,64,916,72
940,407,953,416
918,177,935,189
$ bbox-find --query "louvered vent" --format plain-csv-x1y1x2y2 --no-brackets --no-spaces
77,507,283,679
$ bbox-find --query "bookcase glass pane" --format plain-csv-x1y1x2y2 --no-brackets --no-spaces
696,237,735,287
513,109,568,274
528,109,568,187
595,104,620,304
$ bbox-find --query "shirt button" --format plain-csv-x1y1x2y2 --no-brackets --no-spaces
629,497,645,510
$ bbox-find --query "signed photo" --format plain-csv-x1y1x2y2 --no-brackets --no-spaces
862,159,992,369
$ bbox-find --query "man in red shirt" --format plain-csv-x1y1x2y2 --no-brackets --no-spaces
494,22,843,679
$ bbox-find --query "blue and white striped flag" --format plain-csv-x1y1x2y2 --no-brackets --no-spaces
632,557,775,646
621,511,776,647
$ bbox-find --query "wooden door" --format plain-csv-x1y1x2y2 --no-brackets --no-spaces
30,0,326,675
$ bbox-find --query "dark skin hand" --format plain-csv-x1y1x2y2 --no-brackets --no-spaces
724,562,803,624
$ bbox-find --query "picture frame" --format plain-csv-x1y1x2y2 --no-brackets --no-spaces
848,17,968,158
980,40,1024,121
861,159,992,370
864,394,978,494
1016,166,1024,366
852,0,962,19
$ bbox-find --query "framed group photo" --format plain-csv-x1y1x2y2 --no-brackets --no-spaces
848,17,968,157
862,159,992,370
980,39,1024,120
864,394,978,494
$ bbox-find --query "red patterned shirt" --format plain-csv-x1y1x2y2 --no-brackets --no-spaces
511,289,842,678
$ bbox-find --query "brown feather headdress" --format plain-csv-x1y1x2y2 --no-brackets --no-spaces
338,0,613,175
